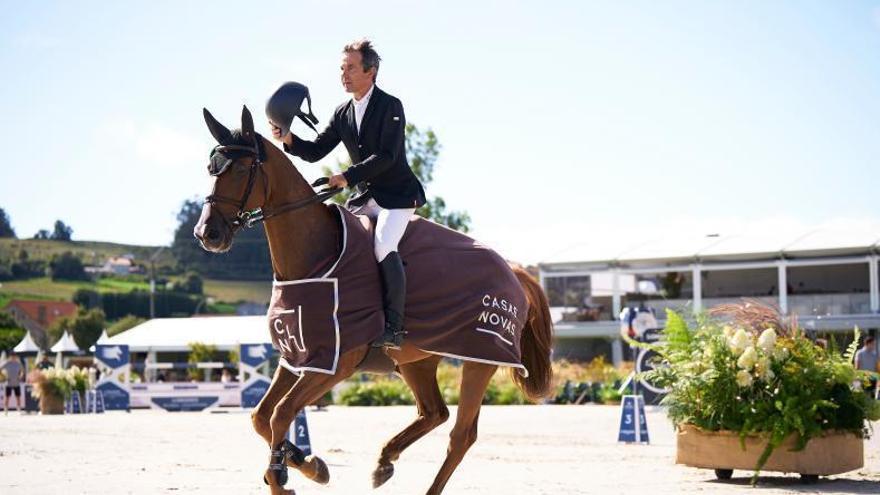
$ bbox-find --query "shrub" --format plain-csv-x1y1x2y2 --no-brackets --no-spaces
48,252,88,281
337,377,414,406
639,302,880,482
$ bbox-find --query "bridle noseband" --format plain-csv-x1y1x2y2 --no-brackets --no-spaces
204,133,342,231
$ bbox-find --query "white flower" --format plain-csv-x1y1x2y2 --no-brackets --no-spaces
773,346,790,362
757,329,777,353
722,325,735,339
729,329,751,356
736,370,753,388
737,346,758,370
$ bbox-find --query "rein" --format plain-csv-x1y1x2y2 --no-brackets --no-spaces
205,135,342,230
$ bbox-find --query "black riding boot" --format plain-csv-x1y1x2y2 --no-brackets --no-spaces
374,251,406,350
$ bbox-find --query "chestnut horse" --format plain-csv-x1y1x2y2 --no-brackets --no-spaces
194,106,554,495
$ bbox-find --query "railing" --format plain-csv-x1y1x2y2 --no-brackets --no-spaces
558,294,873,323
787,293,871,316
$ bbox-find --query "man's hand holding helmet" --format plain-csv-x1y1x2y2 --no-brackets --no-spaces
269,122,293,146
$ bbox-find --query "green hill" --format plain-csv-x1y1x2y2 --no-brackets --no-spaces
0,238,176,269
0,238,270,308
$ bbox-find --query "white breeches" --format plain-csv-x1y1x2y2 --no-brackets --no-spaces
350,198,416,262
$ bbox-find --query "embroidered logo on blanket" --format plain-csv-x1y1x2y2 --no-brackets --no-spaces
268,279,341,374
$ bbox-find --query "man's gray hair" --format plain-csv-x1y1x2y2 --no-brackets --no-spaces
344,38,381,82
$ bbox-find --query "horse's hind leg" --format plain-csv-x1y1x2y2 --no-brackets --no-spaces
426,361,496,495
372,355,448,488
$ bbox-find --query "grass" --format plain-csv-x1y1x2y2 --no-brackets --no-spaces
0,238,176,268
0,239,271,307
202,279,271,304
0,277,270,308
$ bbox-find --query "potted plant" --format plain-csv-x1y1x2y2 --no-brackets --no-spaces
638,300,880,484
29,367,75,414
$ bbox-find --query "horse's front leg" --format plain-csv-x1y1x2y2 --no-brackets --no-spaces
263,348,367,493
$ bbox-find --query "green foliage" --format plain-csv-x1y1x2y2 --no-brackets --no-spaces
416,197,471,234
595,382,623,404
0,311,20,329
171,199,272,280
107,315,145,337
0,207,15,238
174,271,204,295
51,220,73,241
644,310,879,483
91,290,200,319
187,341,217,381
49,252,88,281
47,308,105,350
0,327,26,351
321,123,472,232
337,376,415,406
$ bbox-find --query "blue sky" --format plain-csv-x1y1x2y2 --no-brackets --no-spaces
2,1,879,265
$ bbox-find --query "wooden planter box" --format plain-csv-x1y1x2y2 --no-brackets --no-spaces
676,424,863,479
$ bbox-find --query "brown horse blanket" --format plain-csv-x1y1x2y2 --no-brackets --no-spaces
268,204,529,376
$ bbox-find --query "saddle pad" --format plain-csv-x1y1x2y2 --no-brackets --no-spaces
269,204,528,376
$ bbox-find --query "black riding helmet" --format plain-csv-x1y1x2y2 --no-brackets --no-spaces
265,81,319,136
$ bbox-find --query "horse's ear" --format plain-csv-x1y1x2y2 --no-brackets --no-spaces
241,105,254,138
203,108,232,144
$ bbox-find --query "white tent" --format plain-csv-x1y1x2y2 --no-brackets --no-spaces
13,331,41,353
104,315,270,352
88,329,111,352
50,331,81,353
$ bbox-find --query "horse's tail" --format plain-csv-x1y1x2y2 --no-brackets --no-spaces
510,265,555,402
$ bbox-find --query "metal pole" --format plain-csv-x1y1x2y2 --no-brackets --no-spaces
149,260,156,319
691,264,702,313
777,260,788,314
148,247,165,319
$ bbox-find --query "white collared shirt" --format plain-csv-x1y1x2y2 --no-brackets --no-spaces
353,84,375,134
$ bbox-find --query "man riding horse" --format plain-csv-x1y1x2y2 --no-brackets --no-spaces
267,38,424,350
194,39,554,495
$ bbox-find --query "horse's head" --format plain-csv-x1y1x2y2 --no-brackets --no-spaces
194,106,267,253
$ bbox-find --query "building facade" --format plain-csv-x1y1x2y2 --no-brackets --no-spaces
539,229,879,364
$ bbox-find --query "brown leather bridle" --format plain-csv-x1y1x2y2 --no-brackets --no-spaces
205,133,342,232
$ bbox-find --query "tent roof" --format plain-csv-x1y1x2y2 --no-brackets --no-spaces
50,331,81,353
13,331,41,353
104,316,270,352
541,227,880,268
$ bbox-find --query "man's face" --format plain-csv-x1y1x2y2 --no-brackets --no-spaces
340,51,374,94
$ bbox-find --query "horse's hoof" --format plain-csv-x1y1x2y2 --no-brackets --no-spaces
372,463,394,488
302,455,330,485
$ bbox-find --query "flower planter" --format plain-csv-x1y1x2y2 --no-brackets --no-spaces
676,424,863,480
39,393,66,415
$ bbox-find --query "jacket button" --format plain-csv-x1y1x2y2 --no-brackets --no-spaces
358,144,363,148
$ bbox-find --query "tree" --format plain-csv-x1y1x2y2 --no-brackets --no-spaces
178,271,204,294
47,308,105,350
188,341,218,381
69,308,105,350
51,220,73,241
0,312,26,351
33,229,50,240
0,207,15,238
321,123,471,232
49,251,88,281
171,199,272,280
